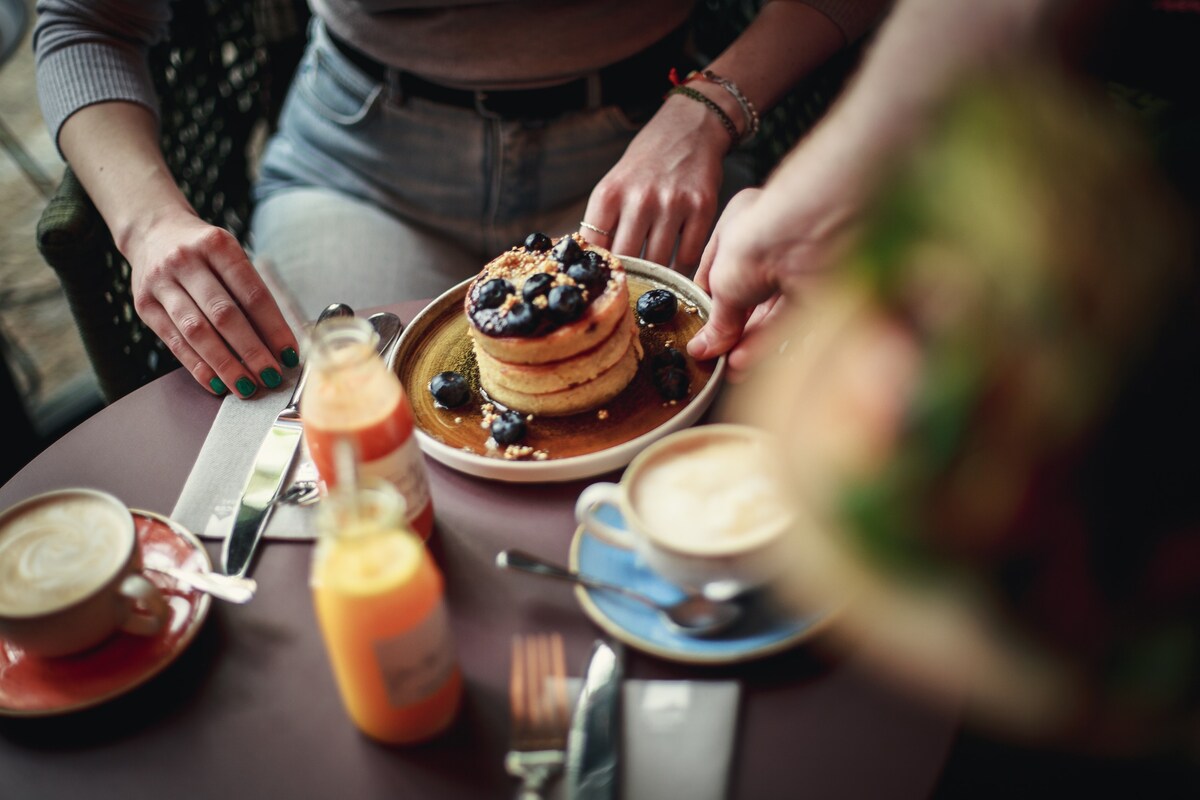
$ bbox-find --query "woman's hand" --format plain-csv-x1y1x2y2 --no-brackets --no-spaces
58,103,300,398
578,93,730,272
124,209,299,398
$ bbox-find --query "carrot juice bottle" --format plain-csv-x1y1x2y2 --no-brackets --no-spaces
311,479,463,744
301,316,434,540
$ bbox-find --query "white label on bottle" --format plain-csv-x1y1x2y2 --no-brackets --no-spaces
359,436,432,525
372,599,457,708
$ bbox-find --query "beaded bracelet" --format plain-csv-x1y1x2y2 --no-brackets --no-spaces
700,69,760,144
666,85,739,147
670,67,760,145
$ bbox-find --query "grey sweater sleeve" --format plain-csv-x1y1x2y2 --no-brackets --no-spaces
33,0,173,150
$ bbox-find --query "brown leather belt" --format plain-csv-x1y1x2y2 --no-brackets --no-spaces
326,26,686,120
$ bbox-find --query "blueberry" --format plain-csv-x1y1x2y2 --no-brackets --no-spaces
491,410,527,445
523,232,553,252
472,307,506,335
429,371,470,408
650,347,687,372
502,301,540,336
566,260,607,295
655,367,689,401
476,278,514,310
550,236,583,267
522,272,555,303
547,285,585,323
636,289,678,324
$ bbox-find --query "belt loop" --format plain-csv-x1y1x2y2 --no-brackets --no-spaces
384,67,404,105
584,72,603,109
474,91,503,120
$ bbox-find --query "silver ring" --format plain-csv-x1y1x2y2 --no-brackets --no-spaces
579,221,612,237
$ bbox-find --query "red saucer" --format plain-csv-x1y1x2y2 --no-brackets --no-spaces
0,510,213,717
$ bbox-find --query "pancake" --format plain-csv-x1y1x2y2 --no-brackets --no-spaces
480,330,643,417
474,307,639,396
465,234,641,415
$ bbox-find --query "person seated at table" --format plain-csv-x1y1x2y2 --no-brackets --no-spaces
32,0,887,399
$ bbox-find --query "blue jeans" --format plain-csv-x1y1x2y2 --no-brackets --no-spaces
250,18,647,317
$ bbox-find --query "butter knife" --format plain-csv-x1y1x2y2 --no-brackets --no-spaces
221,302,353,577
566,639,624,800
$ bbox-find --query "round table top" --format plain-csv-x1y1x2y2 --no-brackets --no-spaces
0,302,956,799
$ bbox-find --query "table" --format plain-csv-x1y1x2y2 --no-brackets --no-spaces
0,301,957,799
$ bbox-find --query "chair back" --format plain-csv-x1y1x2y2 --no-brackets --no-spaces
36,0,306,402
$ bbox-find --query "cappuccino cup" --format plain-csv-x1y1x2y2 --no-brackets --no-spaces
0,489,169,658
575,424,795,592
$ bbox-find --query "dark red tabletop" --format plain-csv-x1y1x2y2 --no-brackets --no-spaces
0,302,956,799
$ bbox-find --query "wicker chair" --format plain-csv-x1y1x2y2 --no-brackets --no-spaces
35,0,307,402
35,0,858,403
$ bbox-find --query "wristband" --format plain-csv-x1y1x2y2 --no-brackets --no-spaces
700,69,760,144
666,85,739,147
669,67,760,145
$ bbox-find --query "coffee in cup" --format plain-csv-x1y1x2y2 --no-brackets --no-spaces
0,489,169,657
575,424,795,591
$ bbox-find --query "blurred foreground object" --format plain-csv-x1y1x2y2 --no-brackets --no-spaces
737,65,1200,757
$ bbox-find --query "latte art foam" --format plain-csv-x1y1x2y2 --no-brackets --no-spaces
632,436,792,555
0,498,129,616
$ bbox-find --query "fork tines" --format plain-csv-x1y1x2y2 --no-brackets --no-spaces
509,632,570,753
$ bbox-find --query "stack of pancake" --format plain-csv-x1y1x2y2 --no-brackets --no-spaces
465,236,642,416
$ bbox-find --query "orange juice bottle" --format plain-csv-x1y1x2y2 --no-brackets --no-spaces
311,479,463,744
301,316,434,540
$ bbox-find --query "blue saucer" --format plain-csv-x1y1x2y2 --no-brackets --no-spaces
568,504,830,665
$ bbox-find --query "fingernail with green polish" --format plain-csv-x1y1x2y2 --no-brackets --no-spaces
261,367,283,389
281,347,299,369
209,377,227,395
235,377,256,398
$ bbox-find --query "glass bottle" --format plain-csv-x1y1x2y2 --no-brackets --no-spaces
311,478,463,744
301,316,434,540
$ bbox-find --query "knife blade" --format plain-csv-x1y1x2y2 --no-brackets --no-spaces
566,639,624,800
221,302,353,577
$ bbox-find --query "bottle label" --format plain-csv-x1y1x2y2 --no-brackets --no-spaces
372,599,457,708
359,435,432,524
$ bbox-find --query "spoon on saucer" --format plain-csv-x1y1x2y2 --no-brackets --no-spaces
147,565,257,604
496,549,742,638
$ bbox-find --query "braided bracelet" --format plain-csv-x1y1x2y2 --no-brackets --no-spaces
700,69,760,144
666,85,739,146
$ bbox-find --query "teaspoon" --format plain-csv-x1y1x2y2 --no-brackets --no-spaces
147,565,257,604
496,549,742,638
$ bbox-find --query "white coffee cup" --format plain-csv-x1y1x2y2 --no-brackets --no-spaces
0,489,169,657
575,424,795,592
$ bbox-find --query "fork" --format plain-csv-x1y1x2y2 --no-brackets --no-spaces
506,633,570,799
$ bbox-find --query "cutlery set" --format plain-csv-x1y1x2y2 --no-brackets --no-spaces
508,633,624,800
215,305,688,796
221,305,404,578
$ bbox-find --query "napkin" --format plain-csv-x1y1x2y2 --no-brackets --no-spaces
550,679,741,800
171,373,321,542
